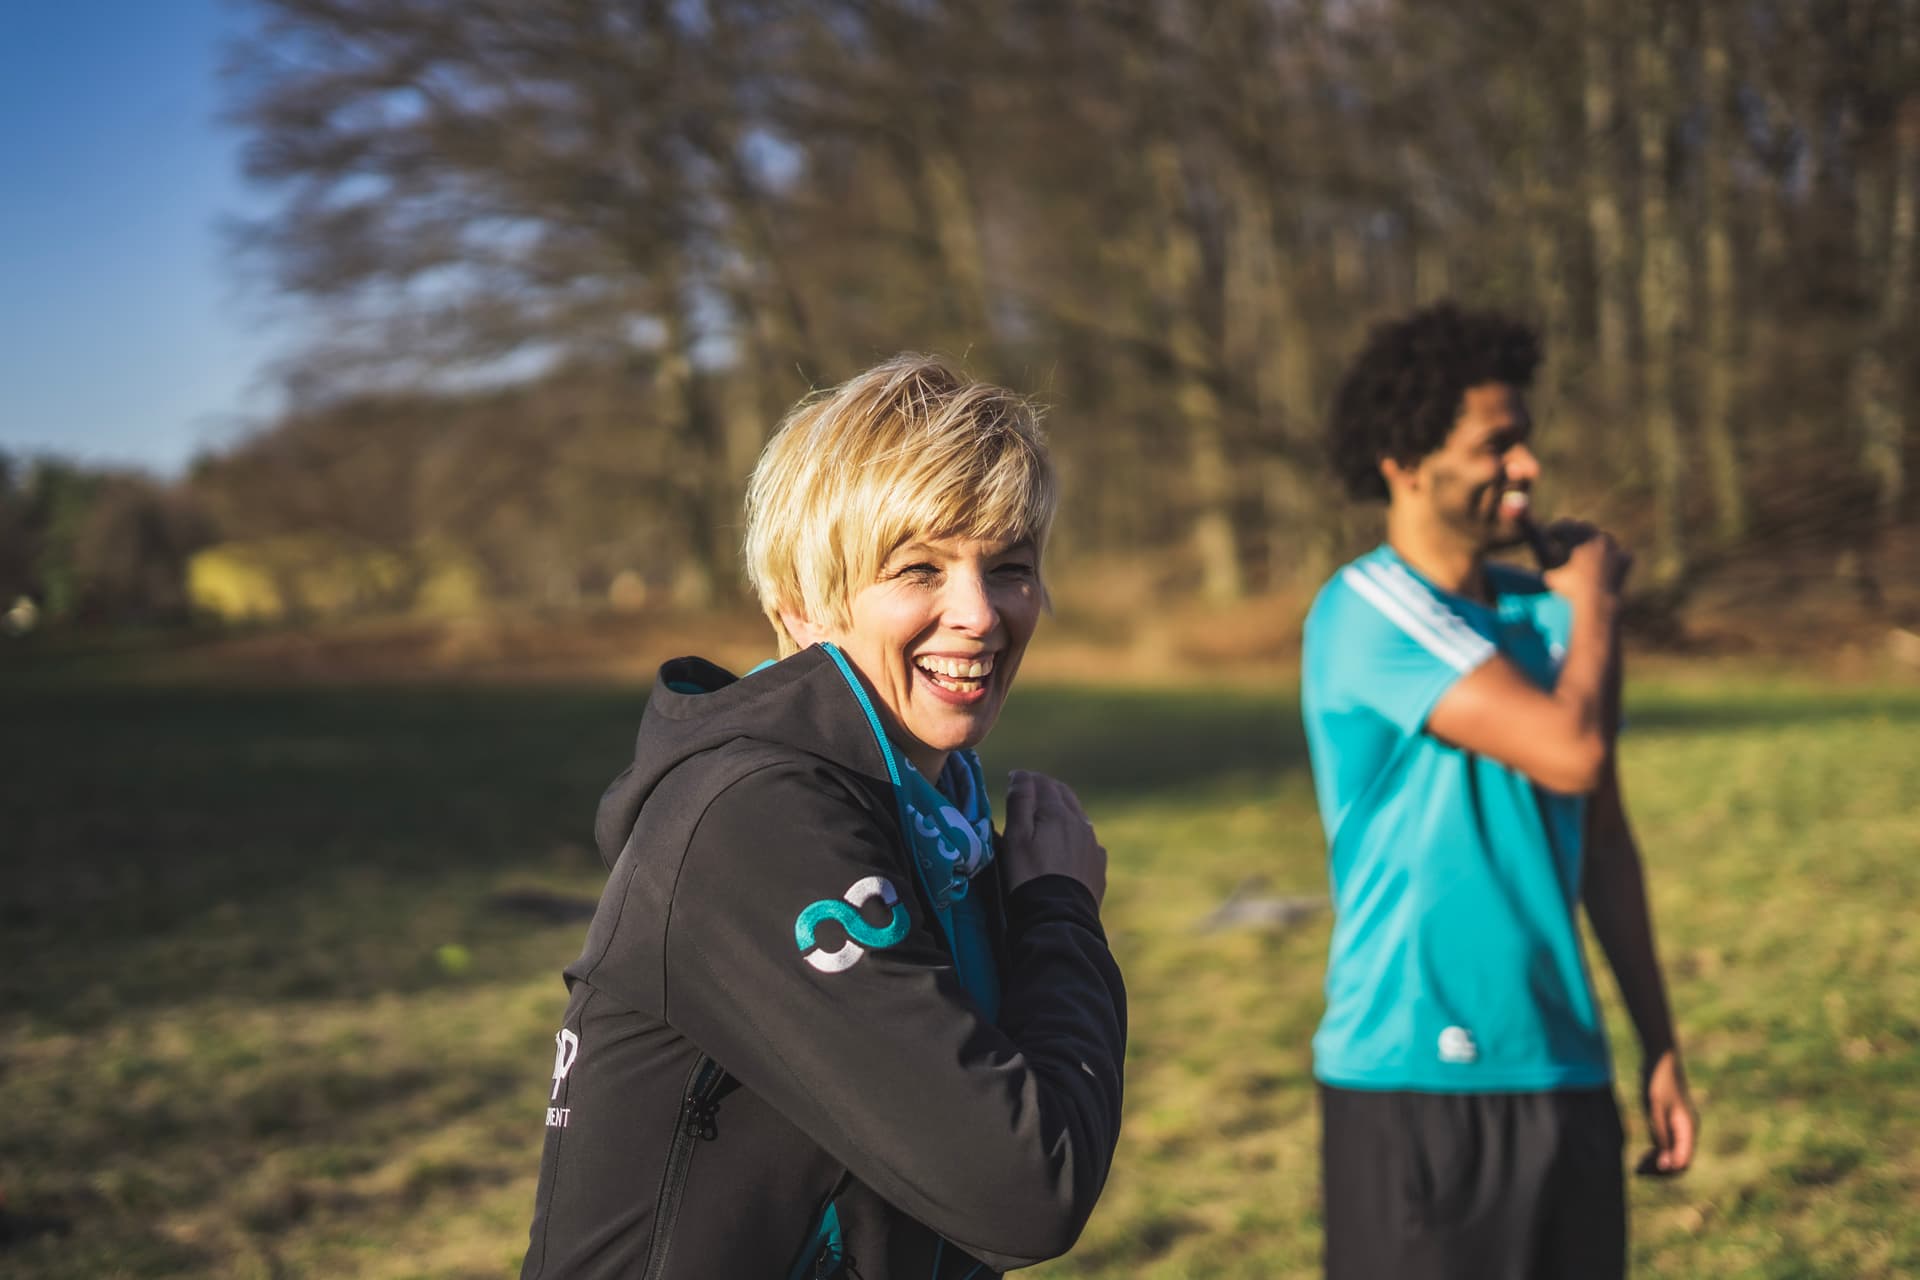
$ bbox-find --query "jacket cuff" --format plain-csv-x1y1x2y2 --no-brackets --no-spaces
1005,874,1105,936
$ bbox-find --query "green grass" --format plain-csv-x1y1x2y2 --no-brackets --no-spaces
2,668,1917,1277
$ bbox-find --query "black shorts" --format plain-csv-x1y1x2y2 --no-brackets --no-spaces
1320,1084,1625,1280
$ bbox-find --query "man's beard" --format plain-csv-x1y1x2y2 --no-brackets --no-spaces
1485,518,1531,550
1436,474,1524,550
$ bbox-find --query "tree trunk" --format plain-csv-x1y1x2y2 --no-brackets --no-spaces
1145,135,1244,601
657,273,733,608
1522,126,1574,408
1228,175,1326,589
1636,0,1688,586
1264,276,1327,588
1856,0,1917,525
1414,235,1451,303
918,136,998,349
1700,0,1747,542
1584,0,1635,412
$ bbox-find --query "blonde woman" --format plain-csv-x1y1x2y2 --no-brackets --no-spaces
520,356,1126,1280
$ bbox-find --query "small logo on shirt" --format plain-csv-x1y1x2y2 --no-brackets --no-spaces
1438,1025,1479,1064
547,1028,580,1127
795,876,910,973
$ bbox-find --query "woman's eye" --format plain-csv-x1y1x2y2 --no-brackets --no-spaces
895,563,940,581
993,562,1037,580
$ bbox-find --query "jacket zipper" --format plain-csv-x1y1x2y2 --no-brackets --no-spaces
641,1055,725,1280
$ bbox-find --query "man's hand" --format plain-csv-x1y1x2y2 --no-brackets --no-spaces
1001,770,1107,906
1638,1049,1699,1176
1536,520,1632,609
1425,517,1630,795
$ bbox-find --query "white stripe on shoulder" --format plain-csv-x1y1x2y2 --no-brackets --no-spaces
1372,562,1499,665
1352,563,1487,670
1340,564,1485,672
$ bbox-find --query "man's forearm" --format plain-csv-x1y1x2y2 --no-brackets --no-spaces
1585,778,1678,1062
1556,593,1621,752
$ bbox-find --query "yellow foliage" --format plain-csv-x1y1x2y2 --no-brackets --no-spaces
188,545,286,621
189,538,482,622
414,556,486,616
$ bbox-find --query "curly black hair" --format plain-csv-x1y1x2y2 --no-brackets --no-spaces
1327,302,1542,502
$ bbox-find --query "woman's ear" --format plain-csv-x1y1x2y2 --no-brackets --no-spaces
779,605,830,650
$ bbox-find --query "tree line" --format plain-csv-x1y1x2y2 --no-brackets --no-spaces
19,0,1920,629
0,455,208,629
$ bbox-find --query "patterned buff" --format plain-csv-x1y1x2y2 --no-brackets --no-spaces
889,739,1001,1023
889,739,996,910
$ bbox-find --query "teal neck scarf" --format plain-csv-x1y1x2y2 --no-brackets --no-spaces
819,644,1001,1018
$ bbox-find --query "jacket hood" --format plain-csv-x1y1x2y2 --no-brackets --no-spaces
593,645,894,869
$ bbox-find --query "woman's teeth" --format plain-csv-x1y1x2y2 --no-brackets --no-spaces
1499,491,1530,513
916,655,993,690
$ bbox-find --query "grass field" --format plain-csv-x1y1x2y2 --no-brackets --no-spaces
3,663,1918,1278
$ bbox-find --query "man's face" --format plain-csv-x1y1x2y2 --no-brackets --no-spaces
1409,382,1541,550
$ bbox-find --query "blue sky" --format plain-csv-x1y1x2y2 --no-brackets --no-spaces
0,0,282,477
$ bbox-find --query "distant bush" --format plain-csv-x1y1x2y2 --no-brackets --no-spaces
188,537,484,623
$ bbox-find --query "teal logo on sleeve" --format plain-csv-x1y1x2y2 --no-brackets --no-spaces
795,876,910,972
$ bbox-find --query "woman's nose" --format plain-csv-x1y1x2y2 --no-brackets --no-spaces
940,570,998,634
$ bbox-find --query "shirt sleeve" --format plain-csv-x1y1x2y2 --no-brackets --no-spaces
661,758,1127,1272
1307,560,1498,736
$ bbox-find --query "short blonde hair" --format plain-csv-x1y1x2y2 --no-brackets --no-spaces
744,354,1056,656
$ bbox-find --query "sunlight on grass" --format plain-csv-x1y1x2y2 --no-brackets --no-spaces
2,675,1916,1277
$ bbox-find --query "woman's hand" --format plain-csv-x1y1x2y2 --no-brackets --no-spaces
1001,770,1107,906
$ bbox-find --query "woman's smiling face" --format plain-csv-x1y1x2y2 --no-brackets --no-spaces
786,533,1042,781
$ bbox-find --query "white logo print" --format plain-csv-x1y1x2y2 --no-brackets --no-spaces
1438,1026,1479,1064
547,1028,579,1128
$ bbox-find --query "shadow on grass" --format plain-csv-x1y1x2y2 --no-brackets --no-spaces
988,685,1307,802
6,673,1898,1030
0,1217,211,1279
1,681,648,1028
2,678,1309,1029
1623,685,1920,733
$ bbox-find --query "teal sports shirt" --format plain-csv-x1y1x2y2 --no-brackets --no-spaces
1301,545,1612,1092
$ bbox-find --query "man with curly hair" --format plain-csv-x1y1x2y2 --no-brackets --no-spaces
1302,303,1698,1279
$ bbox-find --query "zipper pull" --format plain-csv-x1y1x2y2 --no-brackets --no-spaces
812,1244,859,1278
682,1095,719,1141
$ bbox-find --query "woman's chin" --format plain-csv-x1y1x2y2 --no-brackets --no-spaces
901,664,1023,759
905,706,1001,760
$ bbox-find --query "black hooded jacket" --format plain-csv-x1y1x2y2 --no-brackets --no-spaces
519,647,1128,1279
